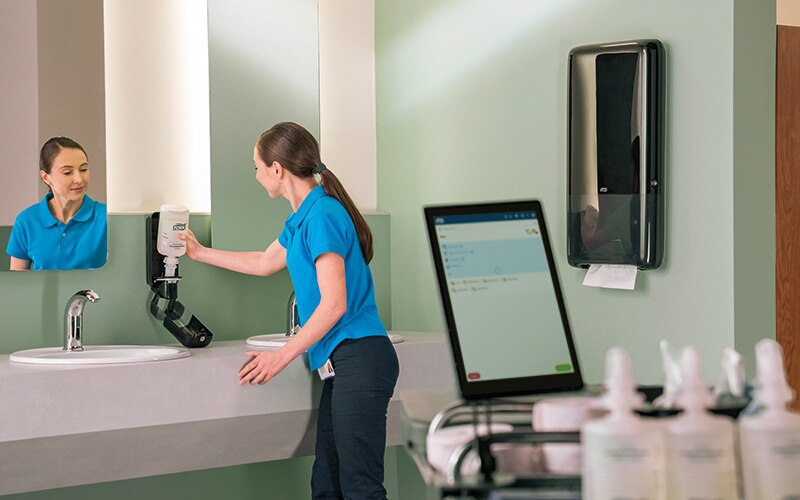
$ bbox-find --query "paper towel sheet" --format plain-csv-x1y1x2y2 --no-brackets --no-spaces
583,264,637,290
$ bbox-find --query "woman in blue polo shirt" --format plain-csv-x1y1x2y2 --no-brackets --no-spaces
182,122,399,499
6,137,107,271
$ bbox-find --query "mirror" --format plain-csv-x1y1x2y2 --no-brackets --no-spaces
1,0,320,271
0,0,107,271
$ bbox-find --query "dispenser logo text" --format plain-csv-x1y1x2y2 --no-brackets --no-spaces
173,223,186,231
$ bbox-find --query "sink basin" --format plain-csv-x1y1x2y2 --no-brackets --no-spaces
246,332,404,348
9,345,191,365
245,333,292,348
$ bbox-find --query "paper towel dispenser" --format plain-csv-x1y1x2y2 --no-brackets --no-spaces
567,40,665,270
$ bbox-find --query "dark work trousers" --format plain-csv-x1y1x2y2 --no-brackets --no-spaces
311,336,400,500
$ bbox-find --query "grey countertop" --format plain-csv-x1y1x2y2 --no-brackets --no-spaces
0,332,455,495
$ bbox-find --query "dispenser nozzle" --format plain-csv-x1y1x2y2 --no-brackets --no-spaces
677,347,714,411
164,256,179,278
603,347,644,413
755,339,794,408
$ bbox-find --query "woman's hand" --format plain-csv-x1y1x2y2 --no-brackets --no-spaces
236,252,346,386
238,350,292,385
178,229,204,260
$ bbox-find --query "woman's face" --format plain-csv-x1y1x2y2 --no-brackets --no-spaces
40,148,90,204
253,146,281,198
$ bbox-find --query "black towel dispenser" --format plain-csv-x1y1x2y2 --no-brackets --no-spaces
567,40,665,270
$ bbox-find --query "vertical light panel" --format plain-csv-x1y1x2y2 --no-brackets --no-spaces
104,0,210,213
778,0,800,26
319,0,377,211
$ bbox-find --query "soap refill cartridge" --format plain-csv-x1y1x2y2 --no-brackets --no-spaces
157,204,189,278
739,339,800,498
145,208,213,348
664,347,738,500
582,347,666,500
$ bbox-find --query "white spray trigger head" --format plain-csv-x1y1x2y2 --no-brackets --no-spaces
723,347,745,397
653,339,682,408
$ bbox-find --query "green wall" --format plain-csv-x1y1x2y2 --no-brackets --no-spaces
732,0,777,367
376,0,776,385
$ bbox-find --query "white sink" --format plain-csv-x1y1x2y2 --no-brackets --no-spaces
245,333,292,348
9,345,191,365
246,332,404,348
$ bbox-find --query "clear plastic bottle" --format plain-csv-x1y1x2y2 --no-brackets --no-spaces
157,204,189,277
665,347,737,500
582,347,666,500
739,339,800,499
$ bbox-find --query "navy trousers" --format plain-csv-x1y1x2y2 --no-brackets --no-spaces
311,336,400,500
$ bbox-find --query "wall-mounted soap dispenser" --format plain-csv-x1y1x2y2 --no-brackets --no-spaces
145,207,213,348
567,39,665,270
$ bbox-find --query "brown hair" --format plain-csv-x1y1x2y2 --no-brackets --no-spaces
40,136,88,174
256,122,374,263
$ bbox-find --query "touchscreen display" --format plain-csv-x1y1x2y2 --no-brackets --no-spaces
432,211,575,383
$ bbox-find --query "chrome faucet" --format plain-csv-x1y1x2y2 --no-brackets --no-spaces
64,290,101,351
286,291,300,337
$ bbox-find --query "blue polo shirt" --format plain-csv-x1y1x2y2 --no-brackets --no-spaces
278,186,386,371
6,193,107,270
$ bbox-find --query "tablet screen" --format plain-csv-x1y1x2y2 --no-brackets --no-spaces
425,201,583,399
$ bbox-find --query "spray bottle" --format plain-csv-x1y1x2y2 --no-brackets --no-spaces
582,347,666,500
739,339,800,499
665,347,737,499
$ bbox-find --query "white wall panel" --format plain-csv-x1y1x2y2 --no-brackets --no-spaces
105,0,210,213
319,0,378,210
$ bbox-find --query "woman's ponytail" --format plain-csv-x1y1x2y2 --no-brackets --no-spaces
257,122,374,264
318,169,373,263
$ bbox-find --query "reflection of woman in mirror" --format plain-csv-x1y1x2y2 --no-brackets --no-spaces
6,137,107,270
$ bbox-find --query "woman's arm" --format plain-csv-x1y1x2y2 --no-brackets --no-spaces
180,230,286,277
9,257,31,271
238,252,346,385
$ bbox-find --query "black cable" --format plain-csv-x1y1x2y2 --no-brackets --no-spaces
477,400,496,484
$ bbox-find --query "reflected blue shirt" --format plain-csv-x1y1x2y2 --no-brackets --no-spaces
278,186,386,371
6,193,107,270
